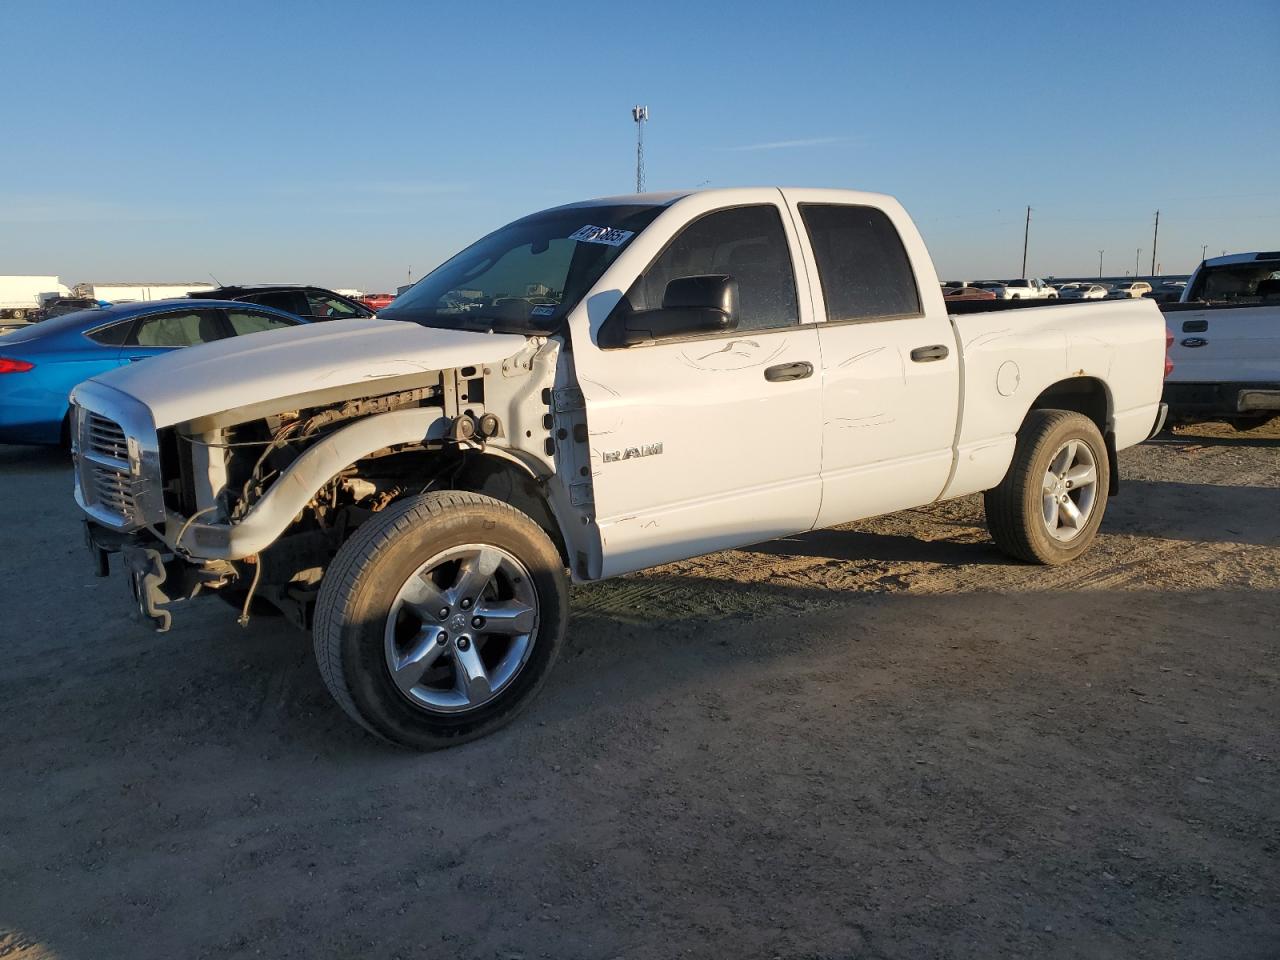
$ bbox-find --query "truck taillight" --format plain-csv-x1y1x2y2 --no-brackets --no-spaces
0,357,35,374
1164,327,1174,378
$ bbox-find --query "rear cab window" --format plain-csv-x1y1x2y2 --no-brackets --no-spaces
799,204,922,322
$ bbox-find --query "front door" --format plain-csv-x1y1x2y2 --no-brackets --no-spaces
573,201,823,577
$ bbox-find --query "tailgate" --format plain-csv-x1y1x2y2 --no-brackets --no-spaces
1164,303,1280,383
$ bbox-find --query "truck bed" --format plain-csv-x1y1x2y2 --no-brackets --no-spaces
946,297,1128,316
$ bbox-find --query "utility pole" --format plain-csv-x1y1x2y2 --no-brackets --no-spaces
1021,205,1031,279
1135,248,1141,279
1150,210,1159,277
1098,250,1104,278
631,105,649,193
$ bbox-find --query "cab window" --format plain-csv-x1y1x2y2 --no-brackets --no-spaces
800,204,922,322
623,204,799,333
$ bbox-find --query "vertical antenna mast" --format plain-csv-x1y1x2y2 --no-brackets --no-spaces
1150,210,1159,277
632,105,649,193
1021,205,1031,279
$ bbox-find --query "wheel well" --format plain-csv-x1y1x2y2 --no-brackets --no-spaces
1026,377,1110,436
1025,376,1118,493
355,448,569,564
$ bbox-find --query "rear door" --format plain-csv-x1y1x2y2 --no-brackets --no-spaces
782,193,959,526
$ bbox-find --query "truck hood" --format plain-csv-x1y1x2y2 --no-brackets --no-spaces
88,318,528,427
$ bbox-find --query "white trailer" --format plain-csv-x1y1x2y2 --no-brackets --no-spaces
73,282,216,303
0,276,71,320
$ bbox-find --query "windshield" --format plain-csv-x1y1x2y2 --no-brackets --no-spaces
382,203,665,335
1188,262,1280,303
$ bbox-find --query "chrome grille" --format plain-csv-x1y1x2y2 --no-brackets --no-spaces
85,413,128,462
89,464,139,517
71,391,165,532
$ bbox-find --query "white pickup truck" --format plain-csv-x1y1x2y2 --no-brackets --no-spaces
1003,278,1059,299
71,188,1168,749
1163,250,1280,428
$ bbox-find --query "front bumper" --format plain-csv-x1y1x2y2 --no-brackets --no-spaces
84,519,231,632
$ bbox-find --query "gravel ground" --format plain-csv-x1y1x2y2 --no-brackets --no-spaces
1,421,1277,959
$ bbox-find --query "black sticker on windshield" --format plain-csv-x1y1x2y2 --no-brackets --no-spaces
569,225,634,247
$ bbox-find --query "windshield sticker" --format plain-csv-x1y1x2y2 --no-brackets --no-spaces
530,305,556,317
569,225,634,247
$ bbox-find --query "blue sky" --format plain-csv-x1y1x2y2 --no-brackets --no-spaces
2,0,1277,290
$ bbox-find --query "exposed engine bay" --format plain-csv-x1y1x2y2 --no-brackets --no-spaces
78,338,597,631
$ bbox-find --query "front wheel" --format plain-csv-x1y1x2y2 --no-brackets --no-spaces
984,410,1110,564
314,491,568,749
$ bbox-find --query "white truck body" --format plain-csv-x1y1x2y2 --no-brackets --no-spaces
0,275,70,320
74,282,216,303
1164,251,1280,422
73,186,1166,575
68,187,1168,746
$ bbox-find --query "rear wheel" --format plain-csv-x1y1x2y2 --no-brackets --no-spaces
985,410,1110,564
313,491,567,749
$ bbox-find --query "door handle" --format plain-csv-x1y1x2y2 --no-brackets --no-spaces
1181,337,1207,348
1181,319,1207,333
910,344,949,362
128,356,149,362
763,361,814,382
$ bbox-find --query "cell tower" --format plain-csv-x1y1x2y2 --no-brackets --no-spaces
632,105,649,193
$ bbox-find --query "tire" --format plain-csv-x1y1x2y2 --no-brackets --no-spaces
984,410,1110,565
313,491,567,749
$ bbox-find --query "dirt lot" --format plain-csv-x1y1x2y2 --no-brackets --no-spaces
1,421,1278,959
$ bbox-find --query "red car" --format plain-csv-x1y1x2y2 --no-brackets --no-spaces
356,293,396,312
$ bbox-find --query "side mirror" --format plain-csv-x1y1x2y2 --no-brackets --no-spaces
599,275,738,348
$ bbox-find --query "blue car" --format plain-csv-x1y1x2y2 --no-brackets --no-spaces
0,299,306,446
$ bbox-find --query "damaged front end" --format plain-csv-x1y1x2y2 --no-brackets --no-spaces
74,336,594,631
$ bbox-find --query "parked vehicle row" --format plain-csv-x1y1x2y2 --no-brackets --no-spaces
69,186,1169,749
1058,283,1110,300
0,275,71,330
0,301,308,446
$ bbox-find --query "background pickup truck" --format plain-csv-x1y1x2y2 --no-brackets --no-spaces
70,187,1168,749
1163,250,1280,428
1003,278,1059,299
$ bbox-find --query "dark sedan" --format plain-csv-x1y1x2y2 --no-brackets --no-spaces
194,285,374,321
